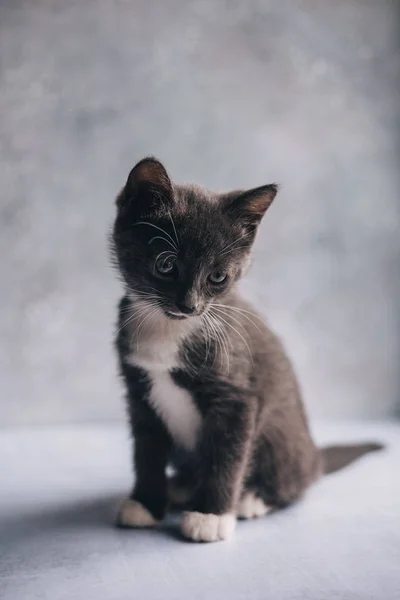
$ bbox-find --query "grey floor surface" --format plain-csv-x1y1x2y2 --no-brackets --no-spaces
1,421,399,600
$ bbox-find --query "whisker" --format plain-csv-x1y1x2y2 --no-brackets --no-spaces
125,293,161,301
168,210,180,247
116,311,139,335
154,249,177,264
183,345,200,376
210,308,253,364
134,221,178,251
120,296,160,311
117,300,160,334
200,315,211,365
211,306,247,329
211,307,263,353
207,317,221,371
203,312,224,371
207,310,231,374
218,321,231,375
203,312,220,371
134,304,162,351
210,304,265,323
129,284,165,298
148,235,178,251
219,245,250,257
210,304,263,333
127,288,162,301
219,233,251,256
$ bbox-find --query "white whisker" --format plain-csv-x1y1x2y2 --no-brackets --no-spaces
211,304,264,322
116,312,139,334
127,292,161,300
140,285,166,296
207,310,231,374
203,312,220,371
134,221,178,251
201,315,211,365
134,304,162,352
210,308,253,364
168,210,180,247
203,312,224,371
219,234,250,256
219,245,249,257
154,249,177,264
210,304,263,332
118,299,160,334
148,235,177,251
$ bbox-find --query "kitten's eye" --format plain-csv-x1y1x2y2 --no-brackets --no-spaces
208,271,227,284
155,255,176,276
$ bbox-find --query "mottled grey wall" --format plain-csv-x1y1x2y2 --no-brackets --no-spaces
1,0,399,426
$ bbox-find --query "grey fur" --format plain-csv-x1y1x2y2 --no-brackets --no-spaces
112,158,383,538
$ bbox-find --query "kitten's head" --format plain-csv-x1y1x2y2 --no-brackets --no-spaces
111,157,277,319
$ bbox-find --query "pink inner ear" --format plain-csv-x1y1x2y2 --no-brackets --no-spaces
246,192,275,215
120,157,174,214
131,158,171,191
236,184,279,219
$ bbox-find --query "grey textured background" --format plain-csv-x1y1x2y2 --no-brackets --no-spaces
1,0,399,426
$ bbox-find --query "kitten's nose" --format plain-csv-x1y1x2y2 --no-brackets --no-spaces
175,301,197,315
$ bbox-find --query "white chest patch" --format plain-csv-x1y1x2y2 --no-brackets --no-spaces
147,370,202,452
125,301,202,452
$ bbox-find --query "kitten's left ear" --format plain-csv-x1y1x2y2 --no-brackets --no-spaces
116,157,173,214
222,184,278,228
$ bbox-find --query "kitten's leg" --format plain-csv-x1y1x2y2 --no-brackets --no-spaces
167,469,195,509
118,403,172,528
167,475,193,508
245,415,322,510
181,396,255,542
116,303,173,527
167,459,197,508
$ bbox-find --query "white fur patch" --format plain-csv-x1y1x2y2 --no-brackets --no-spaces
148,371,201,451
126,301,202,452
118,498,159,527
126,298,198,372
237,491,271,519
181,511,236,542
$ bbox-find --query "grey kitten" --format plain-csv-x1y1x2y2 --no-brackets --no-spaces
111,157,382,542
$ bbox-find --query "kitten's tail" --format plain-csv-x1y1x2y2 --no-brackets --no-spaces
321,442,384,474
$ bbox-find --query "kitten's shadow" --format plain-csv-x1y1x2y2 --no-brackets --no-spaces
1,494,184,549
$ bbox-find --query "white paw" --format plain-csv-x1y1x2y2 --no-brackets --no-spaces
117,498,159,528
181,511,236,542
237,491,271,519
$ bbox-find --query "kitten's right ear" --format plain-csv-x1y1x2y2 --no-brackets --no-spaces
116,157,173,214
222,184,278,230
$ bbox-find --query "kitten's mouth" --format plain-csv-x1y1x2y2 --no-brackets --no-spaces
165,310,190,320
165,309,202,320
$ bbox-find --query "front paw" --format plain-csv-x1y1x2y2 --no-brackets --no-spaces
181,511,236,542
237,491,271,519
117,498,159,528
